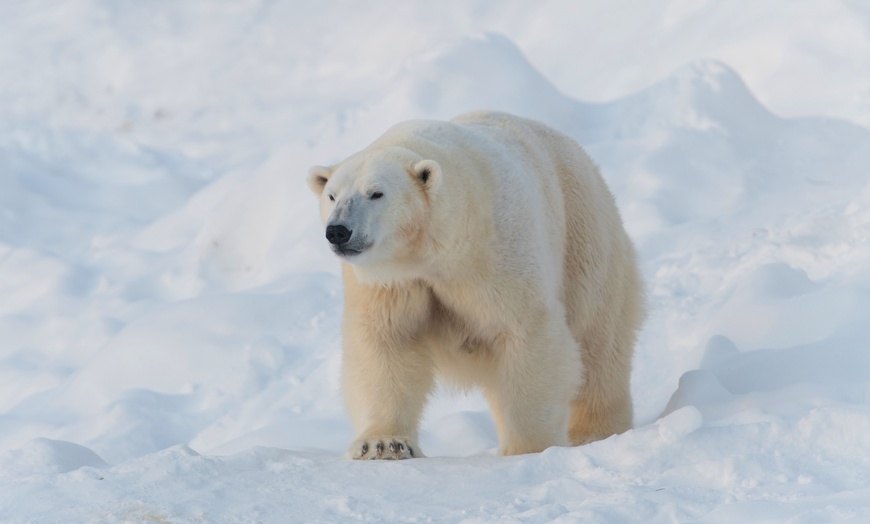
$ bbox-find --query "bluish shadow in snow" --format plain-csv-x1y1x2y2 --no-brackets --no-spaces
664,319,870,422
0,438,107,477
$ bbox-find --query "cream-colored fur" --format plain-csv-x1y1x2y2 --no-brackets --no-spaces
307,111,644,459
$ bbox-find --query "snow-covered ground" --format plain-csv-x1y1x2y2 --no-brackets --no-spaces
2,1,870,522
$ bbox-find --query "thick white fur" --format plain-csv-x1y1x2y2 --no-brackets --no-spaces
308,111,645,459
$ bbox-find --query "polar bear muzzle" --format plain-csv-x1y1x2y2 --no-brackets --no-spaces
325,222,367,257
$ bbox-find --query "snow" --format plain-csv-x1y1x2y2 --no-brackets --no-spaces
2,1,870,522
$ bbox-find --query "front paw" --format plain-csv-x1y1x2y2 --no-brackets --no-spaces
346,436,423,460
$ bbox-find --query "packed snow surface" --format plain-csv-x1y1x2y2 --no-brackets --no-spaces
2,1,870,522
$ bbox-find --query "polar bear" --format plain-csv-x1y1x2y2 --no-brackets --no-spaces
307,111,644,459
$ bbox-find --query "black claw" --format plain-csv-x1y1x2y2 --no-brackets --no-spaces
408,446,415,457
397,442,405,452
388,442,396,453
361,442,369,455
375,441,384,456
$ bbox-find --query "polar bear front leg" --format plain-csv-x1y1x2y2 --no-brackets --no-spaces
340,269,434,459
341,335,434,460
488,319,582,456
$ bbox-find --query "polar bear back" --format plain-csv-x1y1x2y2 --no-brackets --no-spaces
443,111,637,322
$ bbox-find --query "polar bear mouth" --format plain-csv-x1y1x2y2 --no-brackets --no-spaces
333,243,371,257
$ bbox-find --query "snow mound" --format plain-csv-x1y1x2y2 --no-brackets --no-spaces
0,438,107,477
361,33,578,130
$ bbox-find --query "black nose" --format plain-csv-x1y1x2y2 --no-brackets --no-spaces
325,224,352,245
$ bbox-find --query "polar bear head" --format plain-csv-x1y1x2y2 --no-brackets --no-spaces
308,148,442,281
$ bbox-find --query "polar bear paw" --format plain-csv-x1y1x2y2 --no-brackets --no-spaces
347,437,422,460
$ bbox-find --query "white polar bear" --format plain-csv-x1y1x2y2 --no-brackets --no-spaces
308,111,644,459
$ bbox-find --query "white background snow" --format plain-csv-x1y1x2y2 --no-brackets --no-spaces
1,1,870,522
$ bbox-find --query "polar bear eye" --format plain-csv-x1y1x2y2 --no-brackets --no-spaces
371,191,384,200
328,194,335,202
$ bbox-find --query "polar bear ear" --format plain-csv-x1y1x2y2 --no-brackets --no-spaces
306,165,333,195
411,160,441,191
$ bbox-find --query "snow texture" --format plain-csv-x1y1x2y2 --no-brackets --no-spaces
2,1,870,522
